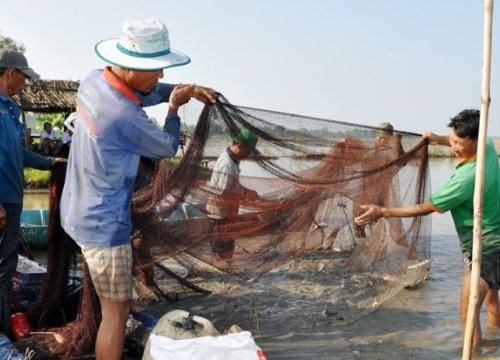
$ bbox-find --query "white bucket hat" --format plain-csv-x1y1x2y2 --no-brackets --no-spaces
95,18,191,71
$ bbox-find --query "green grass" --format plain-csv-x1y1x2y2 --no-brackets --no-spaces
24,168,51,189
21,145,458,191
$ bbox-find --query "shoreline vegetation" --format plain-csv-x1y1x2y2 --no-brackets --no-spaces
24,168,51,190
23,141,500,189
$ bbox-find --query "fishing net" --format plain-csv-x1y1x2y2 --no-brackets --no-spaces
17,95,431,358
17,163,100,358
132,94,431,281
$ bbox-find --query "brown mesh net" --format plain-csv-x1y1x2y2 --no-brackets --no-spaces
17,96,431,358
132,95,430,277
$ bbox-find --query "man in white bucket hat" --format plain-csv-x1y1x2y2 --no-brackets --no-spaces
60,18,217,359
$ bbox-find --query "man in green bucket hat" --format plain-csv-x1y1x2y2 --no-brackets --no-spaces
229,128,261,155
206,128,261,261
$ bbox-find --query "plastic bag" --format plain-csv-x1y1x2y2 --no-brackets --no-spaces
149,331,267,360
142,309,221,360
0,333,24,360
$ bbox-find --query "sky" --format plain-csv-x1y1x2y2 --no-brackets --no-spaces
2,0,499,135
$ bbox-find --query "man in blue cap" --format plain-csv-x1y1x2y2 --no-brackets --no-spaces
0,49,64,338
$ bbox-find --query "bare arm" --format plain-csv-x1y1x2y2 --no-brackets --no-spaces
354,202,434,226
422,131,450,146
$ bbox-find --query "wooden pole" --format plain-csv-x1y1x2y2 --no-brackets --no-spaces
21,111,29,146
462,0,494,358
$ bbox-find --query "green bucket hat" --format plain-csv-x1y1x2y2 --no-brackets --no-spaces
230,128,261,155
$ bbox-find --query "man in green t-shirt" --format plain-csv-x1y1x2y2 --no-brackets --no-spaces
355,109,500,349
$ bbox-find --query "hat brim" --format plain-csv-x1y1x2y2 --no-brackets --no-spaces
230,133,261,155
19,67,40,80
375,130,393,138
95,39,191,71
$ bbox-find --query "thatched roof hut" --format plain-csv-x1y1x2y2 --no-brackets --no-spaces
13,79,79,113
12,79,79,141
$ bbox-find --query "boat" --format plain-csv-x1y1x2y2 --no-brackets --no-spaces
20,209,48,248
18,203,205,250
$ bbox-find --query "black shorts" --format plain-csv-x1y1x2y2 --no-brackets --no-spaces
465,249,500,290
210,218,235,259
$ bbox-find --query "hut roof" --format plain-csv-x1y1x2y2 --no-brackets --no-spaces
13,79,79,113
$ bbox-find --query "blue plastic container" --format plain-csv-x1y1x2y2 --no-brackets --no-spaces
0,333,24,360
132,311,158,331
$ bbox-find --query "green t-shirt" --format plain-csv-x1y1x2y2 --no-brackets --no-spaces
429,138,500,255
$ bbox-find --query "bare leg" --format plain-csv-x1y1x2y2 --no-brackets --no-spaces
485,289,500,327
95,297,130,360
460,271,489,348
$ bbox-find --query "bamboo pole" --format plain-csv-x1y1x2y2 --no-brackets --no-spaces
462,0,494,358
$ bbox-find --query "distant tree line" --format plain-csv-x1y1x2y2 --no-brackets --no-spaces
0,31,25,52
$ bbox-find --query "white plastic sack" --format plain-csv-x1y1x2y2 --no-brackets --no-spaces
149,331,267,360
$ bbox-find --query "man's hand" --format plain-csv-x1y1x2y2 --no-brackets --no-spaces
0,204,6,229
242,188,259,201
354,204,384,226
245,189,260,201
53,157,67,164
169,84,217,110
191,84,217,104
422,131,450,146
422,131,434,141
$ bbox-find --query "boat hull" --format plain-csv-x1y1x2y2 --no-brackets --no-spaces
20,209,48,248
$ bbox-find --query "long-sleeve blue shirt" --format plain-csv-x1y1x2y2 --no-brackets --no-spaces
0,92,53,204
60,68,180,247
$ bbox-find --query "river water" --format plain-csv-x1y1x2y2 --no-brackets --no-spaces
22,158,498,359
262,157,499,360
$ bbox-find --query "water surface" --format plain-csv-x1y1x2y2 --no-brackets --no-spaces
261,157,498,359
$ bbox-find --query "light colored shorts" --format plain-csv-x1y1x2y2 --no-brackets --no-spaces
78,242,133,302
